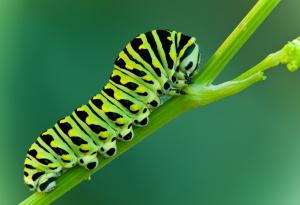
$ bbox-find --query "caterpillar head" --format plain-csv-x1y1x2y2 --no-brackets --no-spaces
173,34,201,88
178,42,201,79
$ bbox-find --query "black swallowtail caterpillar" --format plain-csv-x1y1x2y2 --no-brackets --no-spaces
23,29,201,192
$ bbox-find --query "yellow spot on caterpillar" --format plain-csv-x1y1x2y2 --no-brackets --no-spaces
125,63,133,70
143,75,152,81
86,117,92,125
44,130,50,135
102,104,109,112
94,94,100,99
114,92,122,100
136,35,142,40
170,51,176,61
152,60,161,68
59,119,66,124
116,118,125,125
178,50,185,59
99,131,109,139
62,154,71,161
69,130,76,137
36,154,42,159
77,107,84,111
130,104,139,112
50,141,57,148
136,87,144,93
120,77,129,84
177,34,181,45
139,44,146,50
48,163,57,169
80,144,89,151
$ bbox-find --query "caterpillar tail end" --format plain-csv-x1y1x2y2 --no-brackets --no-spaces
36,173,58,192
25,172,58,192
24,172,58,193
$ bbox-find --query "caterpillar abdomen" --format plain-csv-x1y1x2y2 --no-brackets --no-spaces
23,29,201,192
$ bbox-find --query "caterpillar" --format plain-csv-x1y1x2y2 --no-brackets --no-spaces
23,29,201,192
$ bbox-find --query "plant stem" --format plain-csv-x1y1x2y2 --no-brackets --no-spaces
235,36,300,81
194,0,281,85
19,0,282,204
234,51,283,81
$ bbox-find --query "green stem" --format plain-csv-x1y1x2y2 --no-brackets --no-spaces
234,51,283,81
193,0,280,85
19,0,281,204
235,36,300,81
184,72,266,108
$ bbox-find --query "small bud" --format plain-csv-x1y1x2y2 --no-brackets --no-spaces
280,37,300,72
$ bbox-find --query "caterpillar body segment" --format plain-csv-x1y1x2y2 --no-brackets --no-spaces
109,68,161,109
114,52,163,95
37,129,77,169
89,93,135,141
23,29,201,192
102,83,151,126
55,116,100,169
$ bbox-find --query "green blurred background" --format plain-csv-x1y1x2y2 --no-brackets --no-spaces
1,0,300,204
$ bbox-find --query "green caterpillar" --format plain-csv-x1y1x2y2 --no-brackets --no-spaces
23,29,201,192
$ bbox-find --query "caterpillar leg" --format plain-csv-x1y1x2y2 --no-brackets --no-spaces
118,125,134,141
99,140,117,157
133,116,149,127
173,79,192,87
78,153,99,170
166,88,186,96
